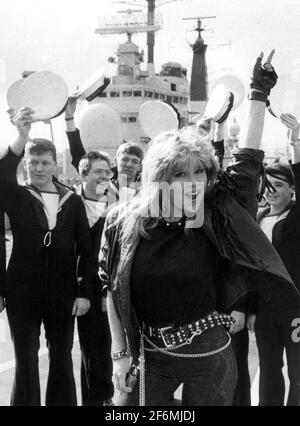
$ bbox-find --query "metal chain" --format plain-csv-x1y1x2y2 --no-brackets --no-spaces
143,332,232,358
139,334,146,407
138,330,232,406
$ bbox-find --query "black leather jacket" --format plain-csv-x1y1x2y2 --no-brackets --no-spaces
99,148,299,364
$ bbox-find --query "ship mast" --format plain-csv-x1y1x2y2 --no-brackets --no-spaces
111,0,180,74
147,0,155,68
183,16,216,118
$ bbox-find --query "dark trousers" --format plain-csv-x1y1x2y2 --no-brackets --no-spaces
255,308,300,406
77,304,113,406
118,326,237,406
231,328,251,406
6,295,77,406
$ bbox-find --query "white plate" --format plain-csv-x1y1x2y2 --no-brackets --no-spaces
7,79,25,111
77,68,106,100
203,84,231,121
139,101,179,139
16,71,68,121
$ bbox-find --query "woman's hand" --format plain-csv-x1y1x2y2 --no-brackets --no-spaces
250,50,278,97
72,298,91,317
229,310,245,334
113,356,133,393
280,113,300,142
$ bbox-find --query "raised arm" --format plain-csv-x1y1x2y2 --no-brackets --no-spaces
0,108,34,188
0,108,33,308
9,107,33,155
239,50,277,149
280,113,300,164
65,97,86,172
197,116,226,168
223,51,278,217
280,113,300,211
212,121,226,169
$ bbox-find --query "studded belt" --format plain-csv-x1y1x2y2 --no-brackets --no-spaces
142,312,235,349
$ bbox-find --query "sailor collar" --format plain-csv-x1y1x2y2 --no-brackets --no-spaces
24,181,74,210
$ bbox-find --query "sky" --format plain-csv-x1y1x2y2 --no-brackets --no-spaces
1,0,300,156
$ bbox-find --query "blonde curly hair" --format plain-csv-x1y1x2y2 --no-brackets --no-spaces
114,126,219,242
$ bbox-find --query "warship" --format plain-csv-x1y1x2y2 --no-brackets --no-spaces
80,0,211,152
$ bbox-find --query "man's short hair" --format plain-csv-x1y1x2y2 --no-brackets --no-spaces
266,162,295,186
116,142,144,162
79,151,112,178
25,139,57,162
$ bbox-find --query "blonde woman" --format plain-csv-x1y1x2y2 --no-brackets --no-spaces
99,52,299,406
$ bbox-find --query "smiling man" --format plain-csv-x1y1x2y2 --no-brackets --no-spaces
65,96,143,209
261,163,295,240
64,97,143,406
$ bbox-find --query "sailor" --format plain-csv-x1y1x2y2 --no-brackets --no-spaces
65,96,143,208
61,96,117,406
0,108,93,406
64,95,143,405
248,112,300,406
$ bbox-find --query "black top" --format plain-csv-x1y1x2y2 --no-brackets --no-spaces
131,219,224,326
88,216,105,304
66,129,107,302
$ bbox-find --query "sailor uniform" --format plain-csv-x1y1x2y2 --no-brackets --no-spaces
254,164,300,406
0,148,93,406
67,129,114,405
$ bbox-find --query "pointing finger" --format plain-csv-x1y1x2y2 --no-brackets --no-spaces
266,49,275,64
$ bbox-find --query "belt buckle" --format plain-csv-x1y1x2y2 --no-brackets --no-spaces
160,326,176,348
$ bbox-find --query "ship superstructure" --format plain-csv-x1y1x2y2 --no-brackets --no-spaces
92,1,190,148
